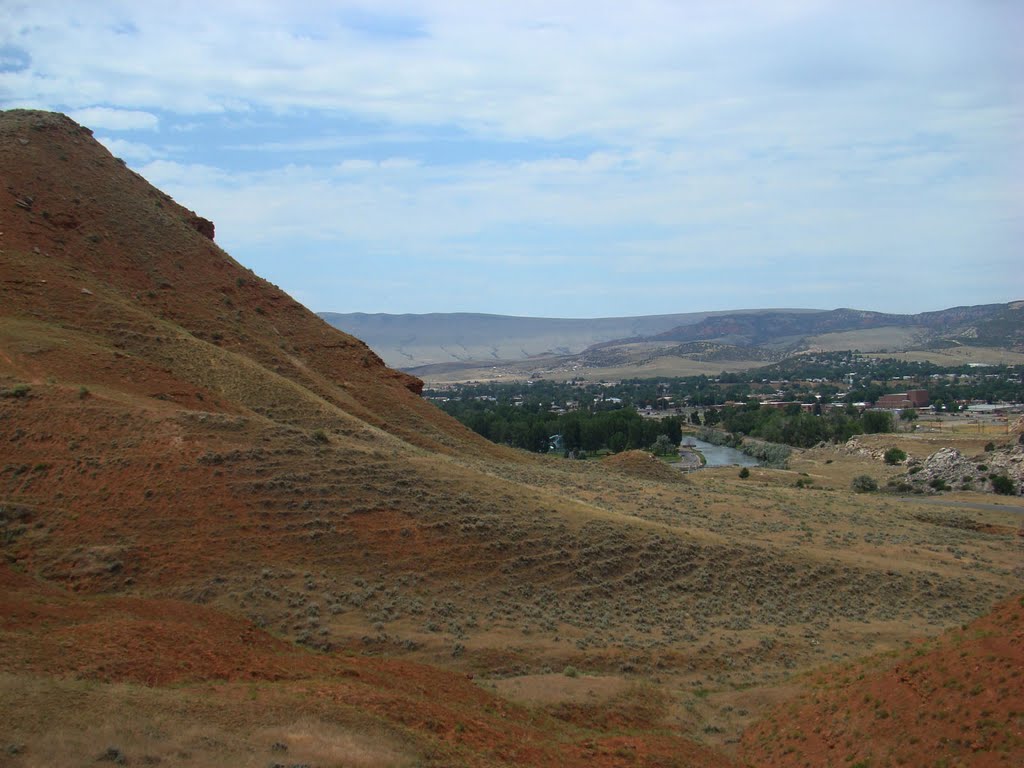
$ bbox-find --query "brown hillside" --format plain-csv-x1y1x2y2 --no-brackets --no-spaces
0,562,736,768
740,594,1024,767
2,109,1023,766
0,109,500,455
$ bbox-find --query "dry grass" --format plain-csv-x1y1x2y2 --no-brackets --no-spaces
0,674,418,768
489,673,633,707
864,345,1024,366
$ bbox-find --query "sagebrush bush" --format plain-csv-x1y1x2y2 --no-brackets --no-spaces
851,475,878,493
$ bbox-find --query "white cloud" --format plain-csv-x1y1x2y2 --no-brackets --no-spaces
3,1,1021,314
96,136,165,162
1,1,1014,146
67,107,159,131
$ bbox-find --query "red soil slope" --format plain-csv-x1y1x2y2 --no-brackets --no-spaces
0,109,501,455
0,109,538,596
0,562,737,767
740,594,1024,767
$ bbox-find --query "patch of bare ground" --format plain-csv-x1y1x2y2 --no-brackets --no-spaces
489,672,633,707
0,674,421,768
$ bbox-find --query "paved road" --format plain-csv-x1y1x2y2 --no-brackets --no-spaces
896,496,1024,515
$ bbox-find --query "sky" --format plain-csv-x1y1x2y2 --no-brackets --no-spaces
2,1,1022,318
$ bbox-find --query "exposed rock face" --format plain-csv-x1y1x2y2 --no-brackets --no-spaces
905,445,1023,495
190,215,215,240
843,437,886,462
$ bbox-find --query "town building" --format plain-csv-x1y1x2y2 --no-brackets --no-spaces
876,389,929,409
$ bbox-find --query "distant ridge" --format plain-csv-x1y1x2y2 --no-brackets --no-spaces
318,308,819,368
321,303,1023,376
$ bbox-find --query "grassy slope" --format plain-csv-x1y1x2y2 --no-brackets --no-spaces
739,595,1024,767
1,110,1022,766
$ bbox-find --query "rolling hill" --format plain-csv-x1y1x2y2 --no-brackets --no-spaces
2,109,1022,767
318,308,819,369
322,303,1023,383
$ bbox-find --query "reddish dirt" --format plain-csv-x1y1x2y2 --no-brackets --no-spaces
0,562,735,767
739,594,1024,767
0,109,503,457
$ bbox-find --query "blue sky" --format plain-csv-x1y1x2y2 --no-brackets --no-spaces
3,1,1022,317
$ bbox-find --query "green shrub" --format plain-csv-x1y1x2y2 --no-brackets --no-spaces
929,477,950,491
991,475,1016,495
883,447,907,465
851,475,878,493
738,467,750,479
311,428,329,444
984,442,995,452
1,384,31,399
563,665,579,678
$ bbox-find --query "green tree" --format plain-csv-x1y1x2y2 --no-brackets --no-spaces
861,411,895,434
650,434,676,456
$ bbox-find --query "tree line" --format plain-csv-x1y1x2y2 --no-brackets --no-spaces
440,400,683,454
711,402,895,448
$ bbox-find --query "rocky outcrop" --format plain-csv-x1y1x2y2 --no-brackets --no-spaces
189,214,215,240
843,437,887,462
904,445,1023,495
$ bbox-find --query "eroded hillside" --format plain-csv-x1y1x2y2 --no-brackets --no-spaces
1,110,1022,766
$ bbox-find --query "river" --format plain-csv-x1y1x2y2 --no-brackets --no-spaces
681,437,761,468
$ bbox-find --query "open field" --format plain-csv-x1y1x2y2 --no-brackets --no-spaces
413,354,773,385
801,325,921,353
410,340,1024,386
864,345,1024,366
